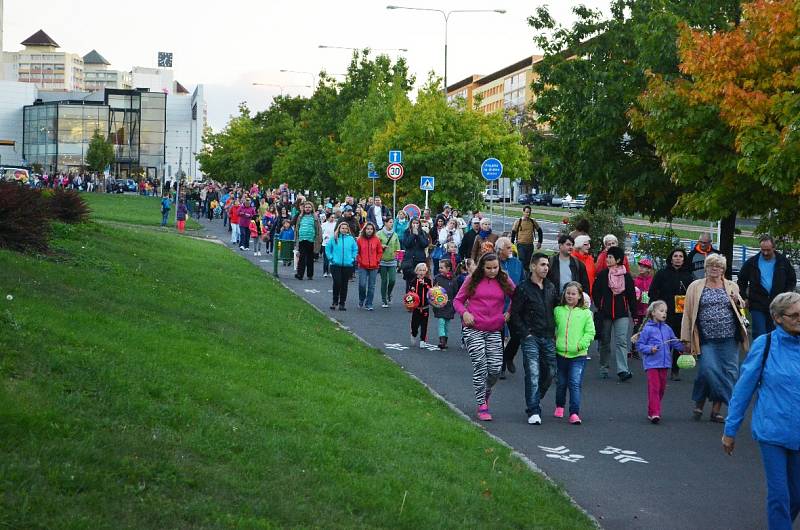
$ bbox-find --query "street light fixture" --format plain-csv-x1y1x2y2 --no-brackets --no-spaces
318,44,408,53
279,69,317,89
386,5,505,96
252,82,311,96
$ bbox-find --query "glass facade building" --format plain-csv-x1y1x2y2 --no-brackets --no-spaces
22,89,165,177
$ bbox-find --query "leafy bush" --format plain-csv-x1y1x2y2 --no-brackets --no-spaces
632,228,685,270
0,182,51,252
564,208,626,256
49,188,91,224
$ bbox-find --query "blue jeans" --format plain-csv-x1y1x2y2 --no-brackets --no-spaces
759,442,800,530
751,309,775,341
556,355,587,415
161,210,169,226
358,267,378,308
521,335,556,416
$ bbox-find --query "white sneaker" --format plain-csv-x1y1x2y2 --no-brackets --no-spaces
420,340,431,349
527,414,542,425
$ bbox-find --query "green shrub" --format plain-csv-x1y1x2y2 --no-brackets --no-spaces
49,188,91,224
564,208,626,256
632,228,685,270
0,182,51,252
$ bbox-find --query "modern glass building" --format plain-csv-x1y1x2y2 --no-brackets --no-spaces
22,88,166,178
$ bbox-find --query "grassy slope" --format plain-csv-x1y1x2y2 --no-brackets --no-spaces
84,193,201,230
0,204,593,528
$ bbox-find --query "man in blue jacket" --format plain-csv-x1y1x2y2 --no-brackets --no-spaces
737,234,797,339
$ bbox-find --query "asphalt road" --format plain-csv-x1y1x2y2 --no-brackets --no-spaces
199,217,774,530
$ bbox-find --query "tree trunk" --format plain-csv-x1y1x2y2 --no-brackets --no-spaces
719,212,737,279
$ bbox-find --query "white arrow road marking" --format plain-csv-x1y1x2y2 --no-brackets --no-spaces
384,343,409,351
304,289,320,294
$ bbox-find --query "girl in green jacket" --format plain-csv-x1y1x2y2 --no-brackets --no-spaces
553,281,596,425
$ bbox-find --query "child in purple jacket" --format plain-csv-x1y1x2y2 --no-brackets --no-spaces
636,300,685,424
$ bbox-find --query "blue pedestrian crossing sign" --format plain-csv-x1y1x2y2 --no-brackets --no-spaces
420,176,434,191
389,150,402,164
481,157,503,181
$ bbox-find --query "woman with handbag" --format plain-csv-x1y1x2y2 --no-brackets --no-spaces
680,253,750,423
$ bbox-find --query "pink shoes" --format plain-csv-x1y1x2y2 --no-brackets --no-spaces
554,406,565,418
477,403,492,421
568,413,582,425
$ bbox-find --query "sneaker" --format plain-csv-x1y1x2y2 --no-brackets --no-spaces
294,274,303,280
419,340,431,349
527,414,542,425
569,413,582,425
554,406,565,419
381,302,389,308
239,246,245,250
648,415,661,424
329,304,336,310
358,303,364,309
366,306,374,311
338,305,346,311
323,273,328,278
477,403,492,421
618,371,633,382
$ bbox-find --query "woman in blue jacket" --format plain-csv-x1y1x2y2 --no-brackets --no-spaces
723,291,800,530
325,221,358,311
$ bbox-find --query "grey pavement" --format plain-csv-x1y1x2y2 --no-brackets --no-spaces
199,216,772,530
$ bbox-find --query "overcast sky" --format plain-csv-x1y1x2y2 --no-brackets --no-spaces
4,1,610,131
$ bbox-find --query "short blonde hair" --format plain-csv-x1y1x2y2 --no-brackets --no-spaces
704,253,727,271
603,234,618,246
414,262,428,274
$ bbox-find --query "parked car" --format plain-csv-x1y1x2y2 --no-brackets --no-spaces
531,193,554,206
550,196,565,206
1,167,30,183
124,179,138,193
517,193,533,205
482,188,511,202
562,194,588,209
106,179,126,193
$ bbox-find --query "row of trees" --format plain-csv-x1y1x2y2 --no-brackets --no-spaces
528,0,799,258
197,52,529,211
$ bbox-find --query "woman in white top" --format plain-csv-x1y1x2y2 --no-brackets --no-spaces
321,212,338,278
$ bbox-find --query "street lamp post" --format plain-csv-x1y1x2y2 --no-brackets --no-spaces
280,69,317,90
251,83,312,97
318,45,408,53
386,5,505,97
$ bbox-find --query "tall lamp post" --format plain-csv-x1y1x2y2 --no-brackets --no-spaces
279,69,317,90
386,5,505,97
252,82,312,96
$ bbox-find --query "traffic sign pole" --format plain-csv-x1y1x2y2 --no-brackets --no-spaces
425,190,429,210
393,181,396,222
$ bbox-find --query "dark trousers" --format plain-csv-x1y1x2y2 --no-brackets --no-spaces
331,265,353,306
239,227,250,249
411,307,429,341
297,240,315,279
517,243,534,273
504,333,521,366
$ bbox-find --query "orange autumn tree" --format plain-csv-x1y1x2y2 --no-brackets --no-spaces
634,0,800,244
680,0,800,236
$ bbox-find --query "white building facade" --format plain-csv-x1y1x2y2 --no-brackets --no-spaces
0,80,38,166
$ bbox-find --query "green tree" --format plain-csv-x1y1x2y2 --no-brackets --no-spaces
85,129,114,173
371,77,530,212
527,0,742,262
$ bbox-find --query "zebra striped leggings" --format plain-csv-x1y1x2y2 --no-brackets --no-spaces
462,327,504,406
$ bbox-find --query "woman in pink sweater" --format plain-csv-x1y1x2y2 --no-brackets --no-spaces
454,252,516,421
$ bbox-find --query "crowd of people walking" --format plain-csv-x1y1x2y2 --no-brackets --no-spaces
178,182,798,529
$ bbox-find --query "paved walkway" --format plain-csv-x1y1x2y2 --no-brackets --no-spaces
199,217,768,530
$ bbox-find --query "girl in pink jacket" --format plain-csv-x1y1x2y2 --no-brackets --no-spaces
454,252,516,421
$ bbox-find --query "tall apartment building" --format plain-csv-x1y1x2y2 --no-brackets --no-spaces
10,30,85,91
446,55,543,126
83,50,132,90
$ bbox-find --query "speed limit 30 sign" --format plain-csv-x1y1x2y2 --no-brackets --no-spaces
386,163,404,181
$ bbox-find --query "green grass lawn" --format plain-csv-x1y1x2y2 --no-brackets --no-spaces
0,203,594,528
83,193,201,230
